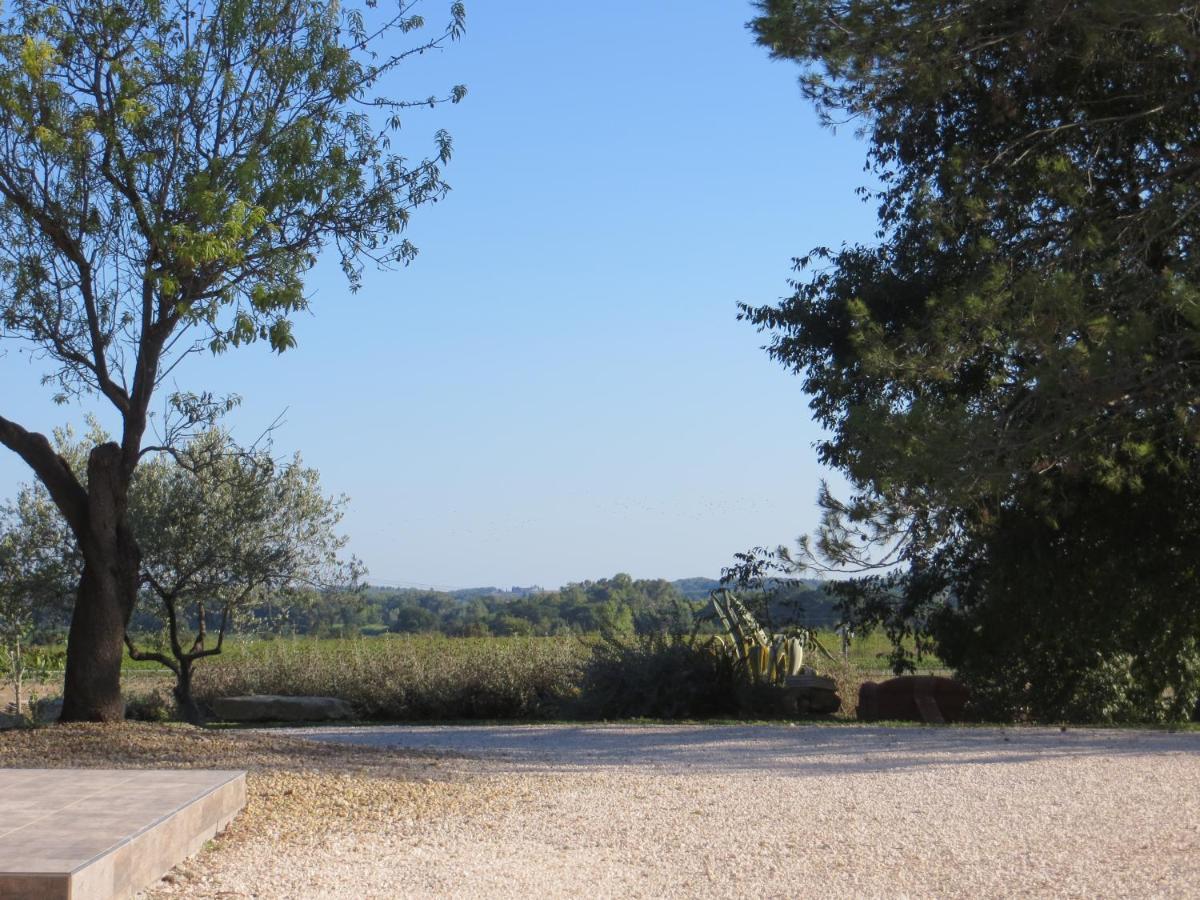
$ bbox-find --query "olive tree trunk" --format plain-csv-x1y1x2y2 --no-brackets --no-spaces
172,659,205,726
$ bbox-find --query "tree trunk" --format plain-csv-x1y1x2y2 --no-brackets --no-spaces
59,444,140,723
12,635,21,720
173,660,204,726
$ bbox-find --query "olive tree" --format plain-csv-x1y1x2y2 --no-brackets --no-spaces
0,0,465,720
126,430,362,723
0,483,77,718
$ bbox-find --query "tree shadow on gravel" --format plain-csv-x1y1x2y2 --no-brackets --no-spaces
288,723,1200,776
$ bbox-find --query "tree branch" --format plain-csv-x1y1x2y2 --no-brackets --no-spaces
144,573,187,662
0,175,131,413
187,603,231,661
124,633,180,676
0,415,88,539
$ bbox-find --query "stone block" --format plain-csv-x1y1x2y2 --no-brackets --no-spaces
857,675,970,724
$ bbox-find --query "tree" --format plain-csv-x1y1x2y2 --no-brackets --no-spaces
743,2,1200,719
0,482,76,718
125,430,362,723
389,601,439,634
0,0,466,720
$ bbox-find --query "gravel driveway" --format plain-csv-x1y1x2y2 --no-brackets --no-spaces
238,723,1200,898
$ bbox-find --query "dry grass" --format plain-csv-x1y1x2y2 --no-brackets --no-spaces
192,635,583,720
822,659,867,718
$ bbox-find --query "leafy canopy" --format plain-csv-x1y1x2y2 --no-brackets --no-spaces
0,480,78,641
746,0,1200,510
132,429,362,633
0,0,466,411
742,1,1200,720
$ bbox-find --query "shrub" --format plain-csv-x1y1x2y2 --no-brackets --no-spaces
818,658,866,720
575,631,789,719
946,643,1200,725
124,688,174,723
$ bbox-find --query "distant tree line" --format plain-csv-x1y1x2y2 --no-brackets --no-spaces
155,574,840,640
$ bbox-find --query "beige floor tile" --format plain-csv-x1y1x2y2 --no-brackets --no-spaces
0,768,245,899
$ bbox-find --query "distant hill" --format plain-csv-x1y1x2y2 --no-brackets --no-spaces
670,577,721,600
369,576,826,603
449,586,507,601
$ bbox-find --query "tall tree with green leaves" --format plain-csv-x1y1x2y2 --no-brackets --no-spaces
743,2,1200,719
0,0,465,720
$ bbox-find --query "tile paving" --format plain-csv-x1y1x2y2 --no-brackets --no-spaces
0,768,245,900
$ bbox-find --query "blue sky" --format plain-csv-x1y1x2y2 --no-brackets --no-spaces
0,2,877,589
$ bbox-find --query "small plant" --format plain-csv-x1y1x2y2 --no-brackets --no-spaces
709,587,835,685
1,644,65,725
124,689,175,723
0,633,30,722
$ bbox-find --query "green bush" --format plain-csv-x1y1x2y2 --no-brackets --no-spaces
926,474,1200,725
574,631,788,719
945,641,1200,725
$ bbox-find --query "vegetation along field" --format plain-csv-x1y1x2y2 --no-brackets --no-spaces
8,625,926,725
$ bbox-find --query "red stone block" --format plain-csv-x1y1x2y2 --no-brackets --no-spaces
857,675,970,724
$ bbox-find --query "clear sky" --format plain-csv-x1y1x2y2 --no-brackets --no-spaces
0,1,878,589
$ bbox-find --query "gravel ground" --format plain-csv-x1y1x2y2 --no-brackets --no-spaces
3,722,1199,898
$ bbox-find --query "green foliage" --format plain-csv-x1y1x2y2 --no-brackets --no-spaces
341,574,838,641
575,630,794,720
359,575,717,639
744,1,1200,722
0,0,468,372
930,468,1200,723
0,482,76,716
746,0,1200,505
130,429,363,641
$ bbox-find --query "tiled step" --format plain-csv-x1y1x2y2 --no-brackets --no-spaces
0,768,246,900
